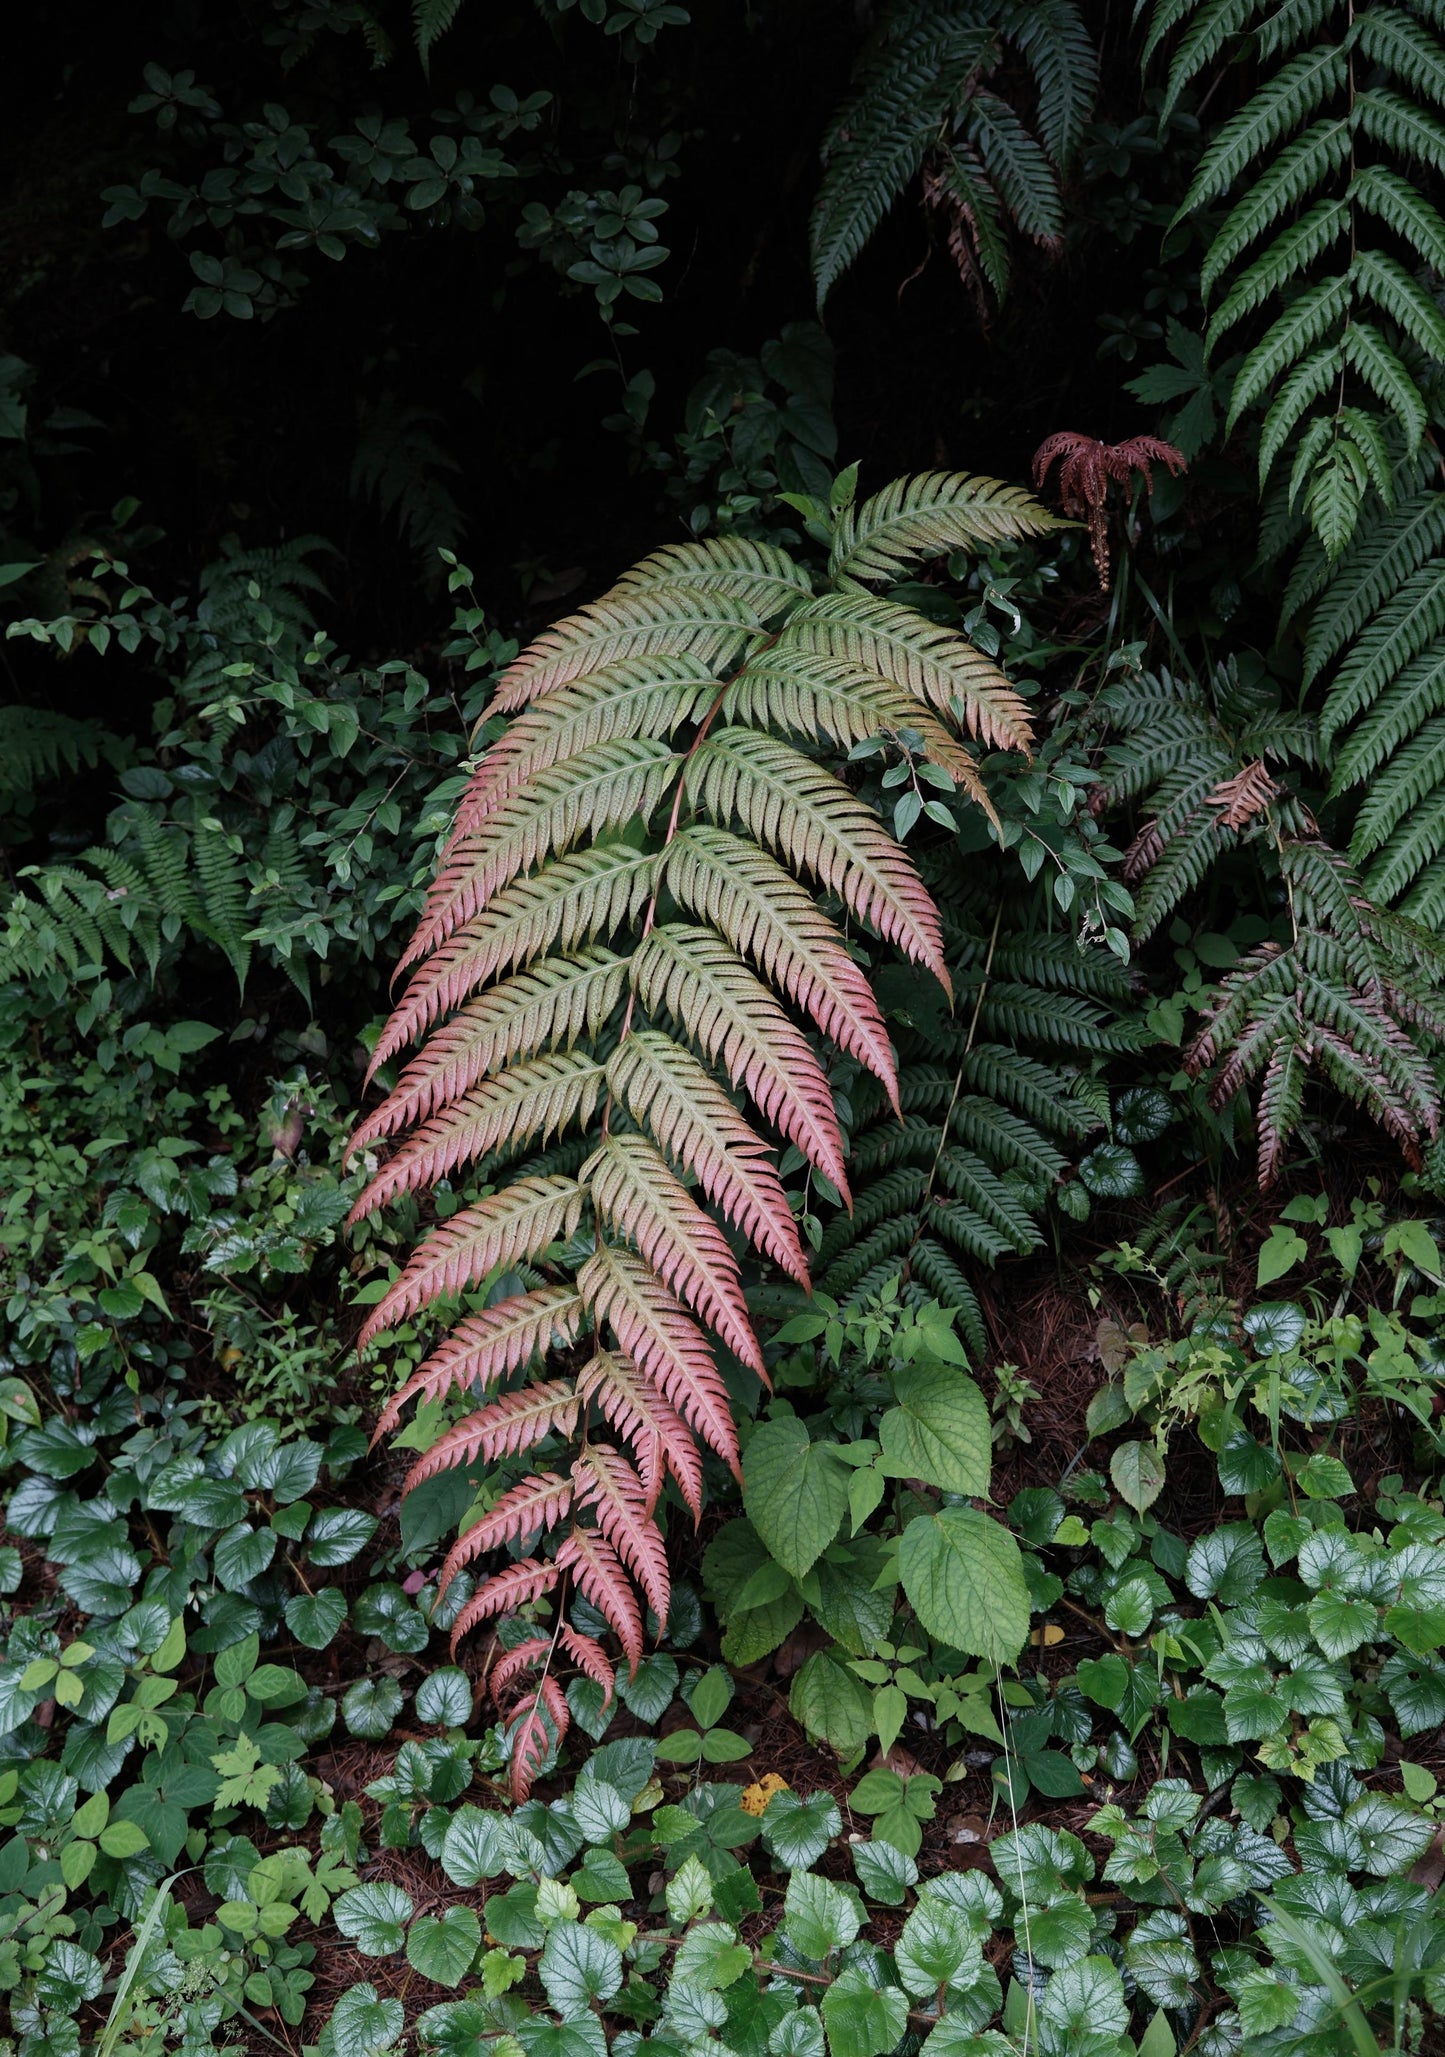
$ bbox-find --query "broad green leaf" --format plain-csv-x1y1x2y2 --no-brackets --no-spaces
820,1967,908,2057
333,1882,413,1957
673,1920,752,1989
851,1837,918,1904
343,1676,404,1739
407,1906,482,1987
416,1667,474,1726
1025,1893,1094,1970
895,1898,982,1994
898,1509,1029,1665
1036,1954,1129,2056
284,1588,347,1650
744,1418,850,1579
783,1870,864,1961
1109,1442,1165,1515
538,1921,623,2016
1184,1522,1266,1603
440,1805,508,1886
790,1648,873,1753
761,1787,842,1869
877,1357,991,1494
666,1854,714,1925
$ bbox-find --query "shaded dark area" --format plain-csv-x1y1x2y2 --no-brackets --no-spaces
0,0,1174,697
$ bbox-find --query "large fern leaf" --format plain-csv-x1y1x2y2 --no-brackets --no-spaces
350,473,1051,1782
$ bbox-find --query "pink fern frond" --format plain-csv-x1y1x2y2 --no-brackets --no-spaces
573,1446,671,1624
608,1032,810,1284
436,1471,573,1597
631,924,849,1196
576,1349,704,1517
582,1131,763,1374
555,1526,645,1671
357,1177,585,1350
579,1244,741,1480
370,1286,586,1443
449,1556,560,1654
402,1382,580,1496
560,1625,615,1708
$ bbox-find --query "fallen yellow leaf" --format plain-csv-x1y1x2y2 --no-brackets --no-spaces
1030,1624,1065,1647
740,1772,790,1816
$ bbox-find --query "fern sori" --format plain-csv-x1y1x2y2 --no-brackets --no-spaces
350,470,1061,1787
1150,0,1445,557
811,0,1097,313
817,873,1137,1356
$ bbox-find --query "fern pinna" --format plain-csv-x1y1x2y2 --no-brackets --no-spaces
1148,0,1445,558
812,0,1097,314
351,471,1060,1793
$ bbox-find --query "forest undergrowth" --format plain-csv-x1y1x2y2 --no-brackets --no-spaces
4,4,1445,2055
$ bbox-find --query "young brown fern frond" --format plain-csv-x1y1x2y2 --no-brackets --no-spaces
349,472,1051,1792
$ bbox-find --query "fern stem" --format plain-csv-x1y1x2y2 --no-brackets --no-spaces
922,899,1004,1207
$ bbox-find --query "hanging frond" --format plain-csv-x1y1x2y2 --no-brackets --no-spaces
555,1528,645,1670
436,1473,574,1594
572,1447,670,1623
1184,841,1445,1182
349,481,1051,1771
630,924,847,1194
1149,0,1445,557
810,0,1095,312
576,1350,704,1517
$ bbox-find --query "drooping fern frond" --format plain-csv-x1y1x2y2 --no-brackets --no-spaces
819,871,1137,1353
1150,0,1445,558
1186,838,1445,1181
1087,661,1321,941
811,0,1097,312
0,816,255,995
0,706,109,812
349,471,1051,1781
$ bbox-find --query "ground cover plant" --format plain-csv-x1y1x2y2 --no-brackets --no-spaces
4,1,1445,2053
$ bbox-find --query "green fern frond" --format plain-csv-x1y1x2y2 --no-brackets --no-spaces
965,93,1063,246
413,0,463,67
829,470,1064,586
812,11,977,309
810,0,1091,311
1153,0,1445,558
1186,58,1350,230
0,707,107,802
1003,0,1099,166
909,1237,986,1355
